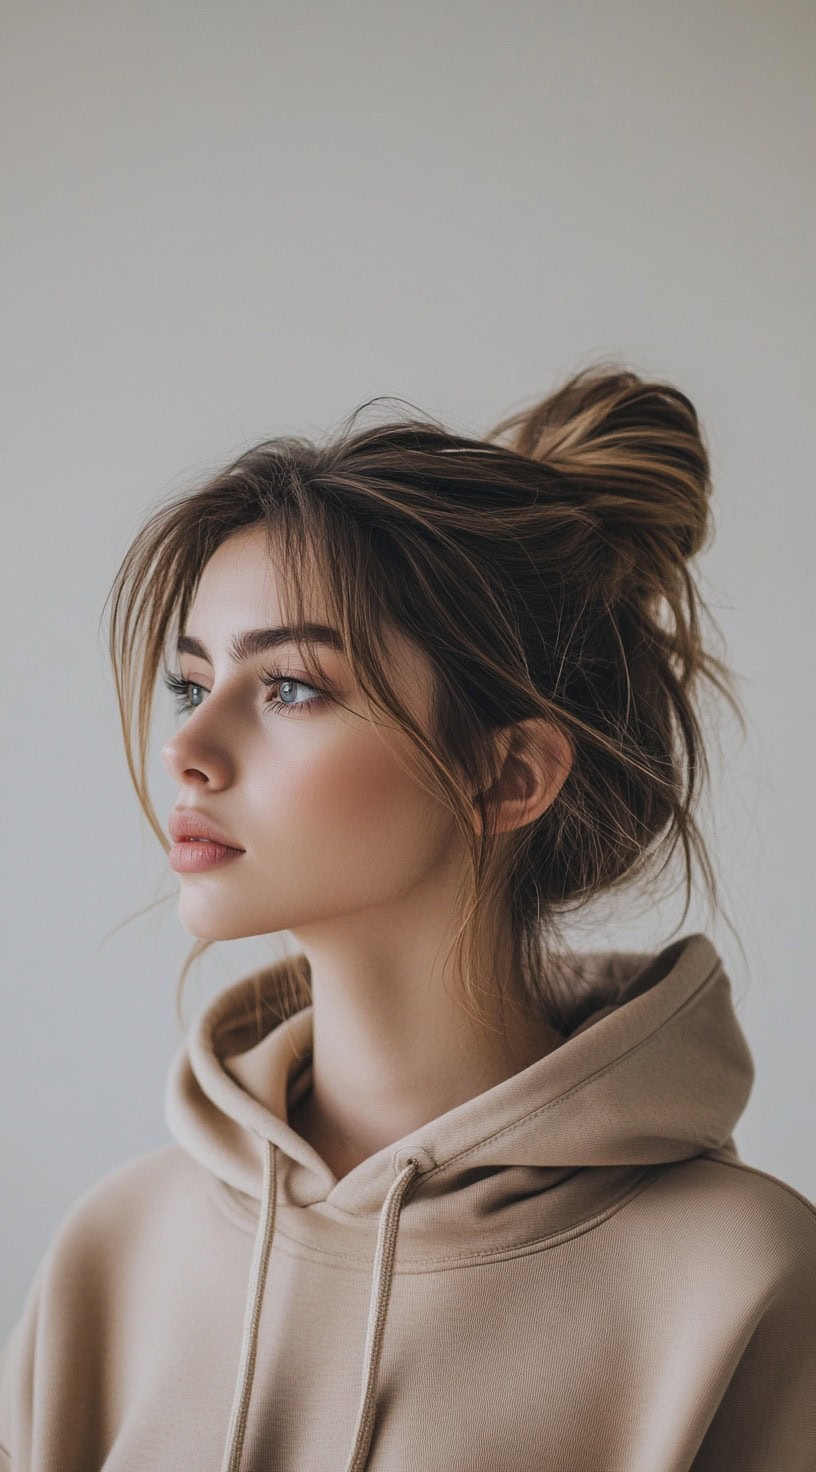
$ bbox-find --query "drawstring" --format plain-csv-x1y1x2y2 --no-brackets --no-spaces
219,1137,278,1472
342,1156,421,1471
220,1138,422,1472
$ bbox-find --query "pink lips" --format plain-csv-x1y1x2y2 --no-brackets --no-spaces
168,809,245,872
168,840,243,873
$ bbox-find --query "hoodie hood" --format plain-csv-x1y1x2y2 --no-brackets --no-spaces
163,930,755,1472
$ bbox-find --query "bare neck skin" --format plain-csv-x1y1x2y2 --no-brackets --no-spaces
160,525,572,1185
285,869,565,1183
288,1014,564,1184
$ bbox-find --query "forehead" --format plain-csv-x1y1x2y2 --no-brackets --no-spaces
183,527,432,692
191,526,311,612
181,530,336,665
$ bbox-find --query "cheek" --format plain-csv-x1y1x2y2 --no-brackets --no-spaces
258,726,449,885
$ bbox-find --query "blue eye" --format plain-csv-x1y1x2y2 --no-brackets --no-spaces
161,669,329,718
162,673,206,713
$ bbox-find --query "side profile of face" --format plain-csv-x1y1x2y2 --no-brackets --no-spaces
160,524,467,944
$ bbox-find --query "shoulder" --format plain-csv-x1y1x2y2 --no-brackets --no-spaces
677,1159,816,1468
3,1145,208,1362
644,1150,816,1291
31,1143,208,1278
685,1149,815,1236
1,1146,212,1463
62,1140,203,1213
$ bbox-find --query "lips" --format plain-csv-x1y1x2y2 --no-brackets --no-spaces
168,809,244,850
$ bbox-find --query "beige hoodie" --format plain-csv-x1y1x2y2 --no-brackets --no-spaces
1,931,814,1471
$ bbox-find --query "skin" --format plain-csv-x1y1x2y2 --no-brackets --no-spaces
161,524,574,1182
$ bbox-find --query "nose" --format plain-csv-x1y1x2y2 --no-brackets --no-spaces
160,727,213,786
160,734,181,778
160,680,242,788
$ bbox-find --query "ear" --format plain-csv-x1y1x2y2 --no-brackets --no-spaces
472,719,574,837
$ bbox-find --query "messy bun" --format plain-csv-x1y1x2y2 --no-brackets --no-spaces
490,366,711,598
105,361,745,1034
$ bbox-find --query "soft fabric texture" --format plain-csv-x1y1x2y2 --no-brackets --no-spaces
1,931,814,1470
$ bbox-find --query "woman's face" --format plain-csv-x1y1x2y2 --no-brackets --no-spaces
160,525,462,942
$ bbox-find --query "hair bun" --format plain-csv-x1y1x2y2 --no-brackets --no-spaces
487,364,713,578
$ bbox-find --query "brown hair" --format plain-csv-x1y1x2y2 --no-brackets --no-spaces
101,361,746,1040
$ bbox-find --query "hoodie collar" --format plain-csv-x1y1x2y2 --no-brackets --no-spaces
164,930,754,1472
164,930,754,1229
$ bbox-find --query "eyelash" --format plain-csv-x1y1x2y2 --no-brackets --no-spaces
161,668,330,719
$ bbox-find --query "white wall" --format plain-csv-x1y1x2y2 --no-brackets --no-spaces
2,0,814,1337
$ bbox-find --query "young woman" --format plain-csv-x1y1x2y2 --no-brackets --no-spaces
1,366,813,1471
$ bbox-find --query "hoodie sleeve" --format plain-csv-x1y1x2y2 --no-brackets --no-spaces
689,1196,816,1471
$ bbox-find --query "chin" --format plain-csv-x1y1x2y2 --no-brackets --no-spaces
177,900,249,943
180,899,284,943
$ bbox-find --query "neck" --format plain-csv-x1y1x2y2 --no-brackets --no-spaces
287,953,563,1182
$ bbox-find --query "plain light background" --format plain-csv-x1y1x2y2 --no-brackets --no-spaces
2,0,814,1339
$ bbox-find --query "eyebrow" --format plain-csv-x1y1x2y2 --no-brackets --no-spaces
176,623,345,665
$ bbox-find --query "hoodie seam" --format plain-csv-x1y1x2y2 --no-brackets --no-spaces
204,955,723,1230
200,956,723,1238
413,957,724,1183
205,1162,669,1267
699,1154,816,1222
